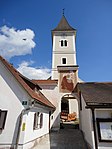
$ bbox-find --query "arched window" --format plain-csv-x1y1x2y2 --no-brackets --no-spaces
33,112,43,129
65,40,67,46
61,40,63,47
60,40,68,47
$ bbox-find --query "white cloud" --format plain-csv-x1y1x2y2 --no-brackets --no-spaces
0,25,36,59
17,61,51,80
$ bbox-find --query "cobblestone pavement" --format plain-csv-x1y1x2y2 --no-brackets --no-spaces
34,123,88,149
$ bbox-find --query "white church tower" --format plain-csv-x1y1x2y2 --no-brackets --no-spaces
51,14,77,80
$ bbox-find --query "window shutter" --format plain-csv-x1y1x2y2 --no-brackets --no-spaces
0,110,7,130
40,113,43,128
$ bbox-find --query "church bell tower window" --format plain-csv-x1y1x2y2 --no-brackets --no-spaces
65,40,67,46
62,58,67,64
60,40,68,47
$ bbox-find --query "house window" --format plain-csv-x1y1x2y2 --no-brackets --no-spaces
33,112,43,129
96,118,112,142
60,40,68,47
62,58,66,64
0,110,7,130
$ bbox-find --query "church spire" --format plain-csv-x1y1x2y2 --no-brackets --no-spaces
52,14,76,31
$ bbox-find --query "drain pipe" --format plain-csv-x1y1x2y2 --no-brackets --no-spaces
91,108,98,149
15,107,31,149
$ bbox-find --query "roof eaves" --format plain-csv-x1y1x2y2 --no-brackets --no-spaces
0,55,55,109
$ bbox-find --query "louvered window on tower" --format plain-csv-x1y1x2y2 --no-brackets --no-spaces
0,110,7,130
60,40,67,47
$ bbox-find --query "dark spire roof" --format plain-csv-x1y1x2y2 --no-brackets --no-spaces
52,15,76,31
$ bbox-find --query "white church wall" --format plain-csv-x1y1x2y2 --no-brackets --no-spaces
53,32,76,51
38,84,61,130
52,32,77,80
69,99,79,118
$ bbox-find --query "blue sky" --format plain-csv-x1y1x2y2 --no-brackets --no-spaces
0,0,112,81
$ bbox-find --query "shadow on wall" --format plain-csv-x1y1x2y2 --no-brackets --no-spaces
50,113,60,131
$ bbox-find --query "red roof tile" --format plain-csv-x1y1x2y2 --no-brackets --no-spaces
0,55,55,109
32,80,58,85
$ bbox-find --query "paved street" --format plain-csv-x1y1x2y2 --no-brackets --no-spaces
33,122,88,149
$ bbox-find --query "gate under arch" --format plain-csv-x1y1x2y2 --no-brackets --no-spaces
60,93,79,122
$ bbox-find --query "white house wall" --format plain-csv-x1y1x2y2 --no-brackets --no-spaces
80,94,112,149
18,108,49,149
0,61,30,149
0,60,51,149
80,94,94,148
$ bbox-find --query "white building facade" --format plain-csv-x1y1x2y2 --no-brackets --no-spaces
78,82,112,149
0,56,55,149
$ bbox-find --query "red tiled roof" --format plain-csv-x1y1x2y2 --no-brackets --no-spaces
32,80,58,85
78,82,112,106
0,55,55,109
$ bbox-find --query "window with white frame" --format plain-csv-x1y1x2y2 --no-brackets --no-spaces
33,112,43,129
60,40,68,47
0,110,7,130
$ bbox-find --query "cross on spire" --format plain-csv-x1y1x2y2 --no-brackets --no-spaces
63,8,65,16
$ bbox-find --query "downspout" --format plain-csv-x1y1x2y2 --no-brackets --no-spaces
91,108,98,149
15,107,30,149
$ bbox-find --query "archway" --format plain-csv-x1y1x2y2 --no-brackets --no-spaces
61,98,69,121
60,93,79,128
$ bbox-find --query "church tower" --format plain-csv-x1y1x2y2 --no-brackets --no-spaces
51,14,78,81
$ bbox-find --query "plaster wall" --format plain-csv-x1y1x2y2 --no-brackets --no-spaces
0,61,30,148
39,83,79,131
38,84,61,130
18,108,49,149
69,99,79,118
53,32,76,52
52,32,76,80
0,61,51,149
80,95,94,148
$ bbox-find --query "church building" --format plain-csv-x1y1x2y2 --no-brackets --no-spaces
33,14,81,130
1,13,112,149
33,14,112,149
